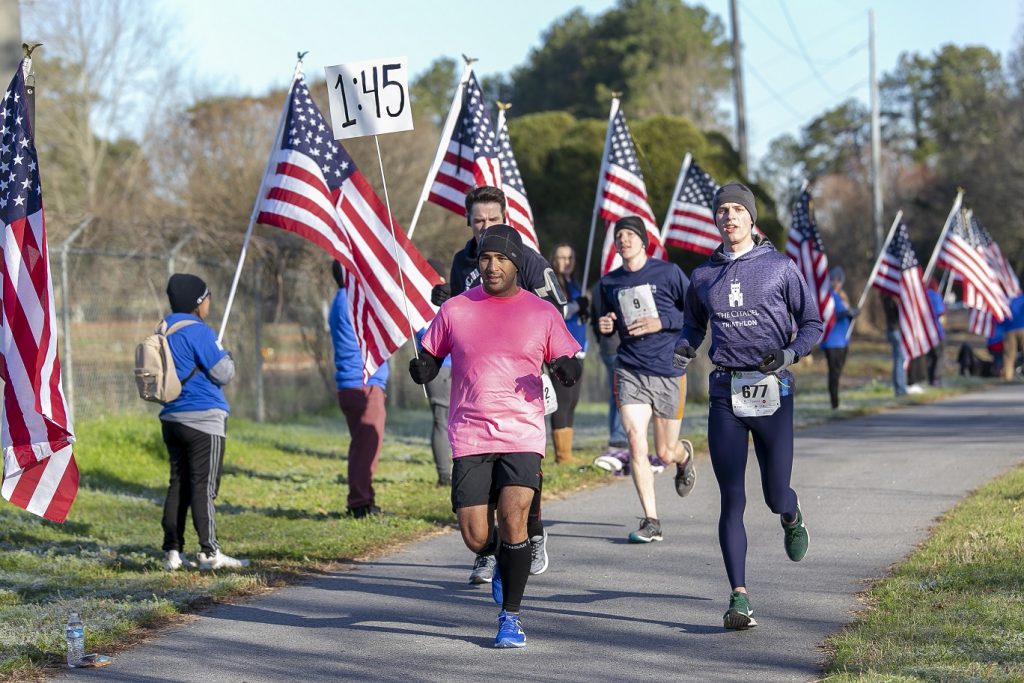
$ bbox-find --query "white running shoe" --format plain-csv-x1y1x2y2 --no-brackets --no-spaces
163,550,196,571
197,550,250,571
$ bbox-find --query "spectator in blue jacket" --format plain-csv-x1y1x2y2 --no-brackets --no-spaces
819,266,859,409
925,279,946,386
160,273,247,572
1000,292,1024,380
330,261,389,518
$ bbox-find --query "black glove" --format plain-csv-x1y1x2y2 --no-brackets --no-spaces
550,355,582,387
431,283,451,307
409,352,442,384
672,343,696,371
575,295,591,324
757,348,796,374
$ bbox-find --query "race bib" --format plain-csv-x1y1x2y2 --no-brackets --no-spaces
730,371,780,417
541,373,558,415
617,284,657,326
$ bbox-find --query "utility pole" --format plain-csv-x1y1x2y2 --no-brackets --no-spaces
729,0,748,174
869,9,884,253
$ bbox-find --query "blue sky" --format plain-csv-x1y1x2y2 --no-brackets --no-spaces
167,0,1020,167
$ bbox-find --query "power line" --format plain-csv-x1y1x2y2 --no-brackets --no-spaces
756,78,870,141
750,42,867,109
777,0,838,96
745,62,805,119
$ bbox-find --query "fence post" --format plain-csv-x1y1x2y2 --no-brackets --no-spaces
58,216,93,421
167,232,194,276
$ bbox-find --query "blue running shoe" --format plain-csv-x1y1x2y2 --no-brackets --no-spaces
494,610,526,648
491,562,503,606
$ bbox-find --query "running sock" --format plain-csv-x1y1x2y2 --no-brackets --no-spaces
526,472,543,538
480,526,499,557
498,539,531,613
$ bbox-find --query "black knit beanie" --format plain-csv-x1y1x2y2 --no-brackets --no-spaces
613,216,649,248
166,274,209,313
477,224,523,271
712,182,758,224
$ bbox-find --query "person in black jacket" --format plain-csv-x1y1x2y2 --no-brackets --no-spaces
430,186,567,584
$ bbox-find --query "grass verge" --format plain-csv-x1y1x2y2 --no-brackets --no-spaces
822,464,1024,681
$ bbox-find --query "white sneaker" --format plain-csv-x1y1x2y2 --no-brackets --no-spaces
163,550,196,571
197,550,250,571
907,384,925,395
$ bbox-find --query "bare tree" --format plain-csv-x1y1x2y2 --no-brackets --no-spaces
20,0,186,241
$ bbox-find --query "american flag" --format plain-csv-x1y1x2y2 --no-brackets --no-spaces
596,103,666,274
964,214,1020,337
870,220,940,362
785,189,835,339
426,73,539,249
494,106,539,251
256,77,441,378
972,214,1020,298
662,156,720,255
935,206,1010,324
0,60,79,523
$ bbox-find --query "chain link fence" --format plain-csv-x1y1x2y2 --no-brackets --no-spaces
53,240,710,425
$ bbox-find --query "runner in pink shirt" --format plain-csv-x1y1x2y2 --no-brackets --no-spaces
411,225,580,649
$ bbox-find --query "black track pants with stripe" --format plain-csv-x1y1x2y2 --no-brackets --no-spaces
161,421,225,555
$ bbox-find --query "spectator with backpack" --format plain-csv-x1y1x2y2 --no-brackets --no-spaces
157,273,247,571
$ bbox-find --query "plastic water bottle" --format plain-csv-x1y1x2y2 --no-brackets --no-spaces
65,612,84,668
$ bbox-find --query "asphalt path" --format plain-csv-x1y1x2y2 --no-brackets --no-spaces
58,384,1024,682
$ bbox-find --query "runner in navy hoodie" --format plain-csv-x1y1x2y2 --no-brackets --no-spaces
595,216,697,544
673,183,822,630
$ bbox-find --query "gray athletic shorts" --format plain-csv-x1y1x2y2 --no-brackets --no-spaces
614,366,687,420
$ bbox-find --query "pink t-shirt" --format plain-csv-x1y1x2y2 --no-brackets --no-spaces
421,286,580,458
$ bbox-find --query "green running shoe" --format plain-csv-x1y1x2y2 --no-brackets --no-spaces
628,517,663,543
723,591,757,630
782,501,809,562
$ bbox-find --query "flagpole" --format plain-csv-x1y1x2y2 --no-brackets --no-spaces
218,58,303,344
406,58,475,239
660,152,691,242
581,95,619,291
846,209,902,342
921,188,963,284
373,135,418,349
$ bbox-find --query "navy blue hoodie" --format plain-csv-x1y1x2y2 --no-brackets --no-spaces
596,257,690,377
680,237,823,397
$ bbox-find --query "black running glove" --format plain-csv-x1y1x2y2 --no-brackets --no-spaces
757,348,796,374
575,295,591,324
550,355,582,387
431,283,451,307
672,343,697,371
409,351,442,384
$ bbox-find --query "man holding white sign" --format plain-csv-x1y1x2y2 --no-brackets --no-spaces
595,216,696,545
673,183,822,630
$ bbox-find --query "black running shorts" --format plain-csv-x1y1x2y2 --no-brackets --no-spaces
450,452,542,512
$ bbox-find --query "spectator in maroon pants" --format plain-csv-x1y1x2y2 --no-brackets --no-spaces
329,261,389,518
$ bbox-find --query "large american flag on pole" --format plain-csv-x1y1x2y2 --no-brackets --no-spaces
0,60,79,522
935,205,1010,324
662,155,720,255
597,103,666,274
785,189,835,339
963,213,1019,337
870,220,940,362
425,73,538,250
256,77,441,378
494,105,539,251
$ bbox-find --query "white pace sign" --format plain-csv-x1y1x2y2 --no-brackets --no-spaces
324,57,414,140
